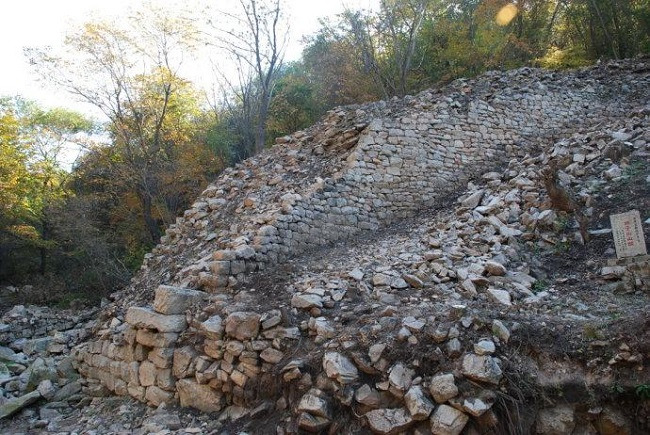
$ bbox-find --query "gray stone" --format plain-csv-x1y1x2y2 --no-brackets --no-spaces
462,397,491,417
22,337,52,356
298,389,331,418
355,384,381,408
37,379,56,400
492,320,511,343
474,339,496,355
153,285,206,315
0,390,41,419
141,412,182,432
365,408,414,434
461,354,503,385
462,190,484,209
52,381,82,401
349,269,365,281
125,307,187,332
404,386,434,420
429,373,458,403
388,363,414,392
291,294,323,309
429,404,469,435
487,288,512,306
368,343,386,363
323,352,359,384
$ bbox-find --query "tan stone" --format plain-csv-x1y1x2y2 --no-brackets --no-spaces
176,379,223,413
139,360,156,387
145,386,176,407
125,307,187,333
225,312,261,341
135,330,179,348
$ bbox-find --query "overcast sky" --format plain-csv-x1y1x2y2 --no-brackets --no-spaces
0,0,378,112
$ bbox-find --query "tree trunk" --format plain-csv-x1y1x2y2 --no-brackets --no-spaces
140,192,162,244
255,92,270,152
39,219,50,275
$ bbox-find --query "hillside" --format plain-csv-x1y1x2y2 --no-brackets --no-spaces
1,58,649,434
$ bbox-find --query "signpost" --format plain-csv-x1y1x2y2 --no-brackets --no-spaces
610,210,647,259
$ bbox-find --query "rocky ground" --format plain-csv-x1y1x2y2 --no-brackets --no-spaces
1,61,649,434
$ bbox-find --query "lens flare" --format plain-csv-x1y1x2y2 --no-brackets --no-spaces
496,4,518,26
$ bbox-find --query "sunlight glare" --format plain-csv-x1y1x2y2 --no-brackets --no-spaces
496,4,518,26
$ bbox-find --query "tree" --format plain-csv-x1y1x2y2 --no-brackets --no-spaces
27,4,211,245
266,63,323,139
210,0,288,151
0,97,94,279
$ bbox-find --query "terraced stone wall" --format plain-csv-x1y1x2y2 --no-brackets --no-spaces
74,62,650,415
196,75,631,291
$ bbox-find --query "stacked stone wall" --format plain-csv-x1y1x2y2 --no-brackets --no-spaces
190,75,633,290
75,61,650,414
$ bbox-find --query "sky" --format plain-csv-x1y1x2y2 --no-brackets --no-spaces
0,0,378,113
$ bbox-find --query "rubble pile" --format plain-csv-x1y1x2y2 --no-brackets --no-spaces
2,59,650,433
0,305,97,424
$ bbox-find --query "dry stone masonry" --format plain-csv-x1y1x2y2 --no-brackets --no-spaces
63,59,650,434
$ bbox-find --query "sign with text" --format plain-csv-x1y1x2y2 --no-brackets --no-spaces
610,210,647,258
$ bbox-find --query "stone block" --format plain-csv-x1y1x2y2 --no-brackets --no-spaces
153,285,206,315
200,315,224,340
225,312,261,341
139,360,156,387
145,386,176,407
136,330,179,348
148,347,174,369
125,307,187,333
177,379,223,413
173,346,198,378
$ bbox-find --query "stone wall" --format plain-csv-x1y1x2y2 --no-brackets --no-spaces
74,60,650,421
162,66,639,293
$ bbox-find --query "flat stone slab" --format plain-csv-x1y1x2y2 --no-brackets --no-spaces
153,285,206,315
125,307,187,332
0,390,41,419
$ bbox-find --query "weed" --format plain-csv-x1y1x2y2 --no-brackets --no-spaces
622,161,645,179
582,324,602,340
610,383,625,395
553,215,571,232
553,240,571,253
609,312,622,320
532,279,548,293
636,384,650,400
